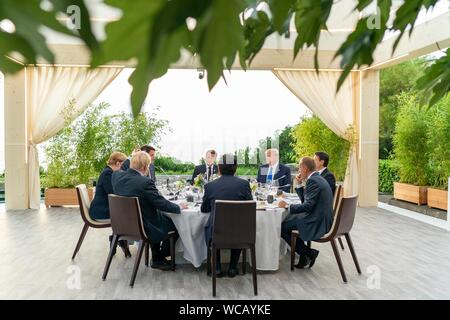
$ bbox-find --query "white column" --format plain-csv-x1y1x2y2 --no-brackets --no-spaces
4,69,29,210
358,70,379,207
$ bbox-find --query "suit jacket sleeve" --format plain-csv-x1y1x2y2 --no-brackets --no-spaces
281,166,291,191
191,166,199,185
256,166,263,183
295,186,305,203
200,184,211,213
324,172,336,195
142,179,181,214
244,181,253,200
102,169,114,195
289,178,320,214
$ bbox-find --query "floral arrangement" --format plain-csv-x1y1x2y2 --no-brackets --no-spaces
193,173,206,189
250,180,258,193
174,179,187,190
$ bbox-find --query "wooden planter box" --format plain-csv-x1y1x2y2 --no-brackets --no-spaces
427,188,448,211
45,188,93,208
393,182,428,205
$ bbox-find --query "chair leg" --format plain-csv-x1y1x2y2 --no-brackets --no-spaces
169,234,176,271
338,237,345,250
207,247,211,275
307,241,311,248
250,244,258,296
102,234,119,281
331,238,347,283
242,249,247,275
345,234,361,274
290,232,298,271
144,242,149,267
71,223,89,260
212,245,217,297
130,240,144,287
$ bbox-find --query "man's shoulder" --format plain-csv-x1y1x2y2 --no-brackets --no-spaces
279,163,291,171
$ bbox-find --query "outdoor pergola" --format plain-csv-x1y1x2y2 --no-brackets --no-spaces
3,0,450,210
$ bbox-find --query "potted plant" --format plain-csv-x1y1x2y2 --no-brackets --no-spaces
393,94,430,205
43,102,168,207
426,96,450,211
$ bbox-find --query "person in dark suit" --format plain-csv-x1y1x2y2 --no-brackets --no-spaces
121,145,157,181
256,148,291,193
112,151,188,270
201,153,253,278
295,151,337,201
278,157,333,269
191,149,218,184
89,151,131,257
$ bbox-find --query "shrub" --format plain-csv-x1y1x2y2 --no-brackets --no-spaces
154,156,195,175
427,94,450,190
43,102,168,188
291,115,350,181
393,93,431,186
378,159,400,193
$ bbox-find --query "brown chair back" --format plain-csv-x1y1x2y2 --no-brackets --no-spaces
212,200,256,246
334,195,358,236
76,184,108,227
108,194,148,240
332,184,343,217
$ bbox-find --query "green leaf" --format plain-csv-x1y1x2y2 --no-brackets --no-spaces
391,0,438,53
269,0,295,34
335,0,392,92
242,10,272,65
198,0,246,90
0,0,97,72
292,0,333,69
416,49,450,107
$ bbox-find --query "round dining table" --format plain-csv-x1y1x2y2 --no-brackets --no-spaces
164,202,291,271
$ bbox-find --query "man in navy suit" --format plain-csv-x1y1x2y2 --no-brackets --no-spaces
256,148,291,192
201,154,253,278
295,151,337,202
191,149,219,184
278,157,333,269
112,151,188,270
121,145,157,181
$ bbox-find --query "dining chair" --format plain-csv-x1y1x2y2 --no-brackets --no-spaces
72,184,111,260
306,184,345,250
291,195,361,283
102,194,176,287
207,200,257,297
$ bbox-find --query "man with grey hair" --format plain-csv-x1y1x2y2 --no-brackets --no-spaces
112,151,188,270
256,148,291,192
278,156,333,269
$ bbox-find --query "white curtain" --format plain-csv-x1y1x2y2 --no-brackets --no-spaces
273,70,358,196
27,66,122,209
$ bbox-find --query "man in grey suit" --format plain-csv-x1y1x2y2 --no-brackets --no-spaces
121,145,157,181
278,157,333,269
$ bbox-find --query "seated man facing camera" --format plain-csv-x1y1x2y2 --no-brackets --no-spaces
201,154,253,278
278,157,333,269
112,151,188,270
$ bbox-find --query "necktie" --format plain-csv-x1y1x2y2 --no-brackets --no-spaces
207,166,212,181
267,166,273,183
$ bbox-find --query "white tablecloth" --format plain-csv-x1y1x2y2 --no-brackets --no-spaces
165,207,289,270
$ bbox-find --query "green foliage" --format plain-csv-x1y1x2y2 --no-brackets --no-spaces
236,166,259,176
378,159,399,193
277,125,297,164
112,108,168,156
154,156,195,175
426,95,450,190
1,1,447,115
416,49,450,107
42,102,167,188
0,0,97,73
393,93,430,186
379,59,424,158
291,115,350,181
